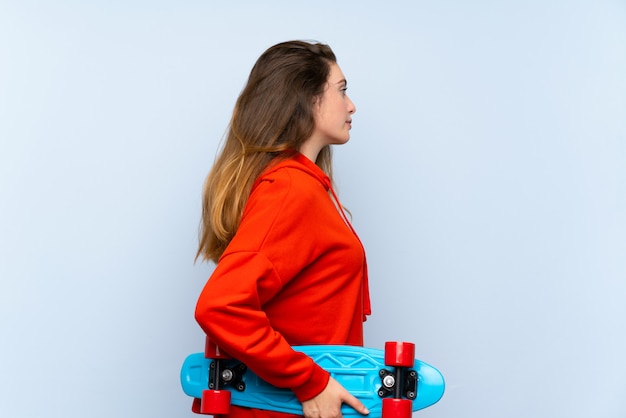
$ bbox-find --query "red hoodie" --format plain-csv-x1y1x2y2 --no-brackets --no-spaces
195,152,371,416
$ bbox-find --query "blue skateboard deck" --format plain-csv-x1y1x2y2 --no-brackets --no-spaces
181,343,444,416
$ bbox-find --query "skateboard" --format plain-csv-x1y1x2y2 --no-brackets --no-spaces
180,339,445,417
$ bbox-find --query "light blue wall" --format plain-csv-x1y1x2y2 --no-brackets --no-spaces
1,1,624,417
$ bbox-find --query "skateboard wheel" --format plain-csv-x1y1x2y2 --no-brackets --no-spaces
384,342,415,367
191,398,201,414
205,336,231,359
382,398,412,418
200,390,231,415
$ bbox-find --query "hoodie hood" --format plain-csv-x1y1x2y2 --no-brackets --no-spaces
259,151,332,191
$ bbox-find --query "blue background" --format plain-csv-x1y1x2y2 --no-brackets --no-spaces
1,1,625,417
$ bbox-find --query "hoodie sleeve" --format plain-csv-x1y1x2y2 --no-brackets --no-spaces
194,250,330,402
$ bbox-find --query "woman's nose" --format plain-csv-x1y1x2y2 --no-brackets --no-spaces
348,96,356,114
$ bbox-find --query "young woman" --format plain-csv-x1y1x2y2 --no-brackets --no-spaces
195,40,371,418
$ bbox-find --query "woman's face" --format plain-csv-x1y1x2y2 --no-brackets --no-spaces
303,63,356,157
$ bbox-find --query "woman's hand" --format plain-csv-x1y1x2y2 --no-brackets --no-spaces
301,376,370,418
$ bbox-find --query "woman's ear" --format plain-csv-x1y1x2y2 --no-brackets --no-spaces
312,93,323,113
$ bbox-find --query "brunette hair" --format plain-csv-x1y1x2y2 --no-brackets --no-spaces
197,40,338,263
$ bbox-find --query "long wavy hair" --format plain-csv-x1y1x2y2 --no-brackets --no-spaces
196,40,338,263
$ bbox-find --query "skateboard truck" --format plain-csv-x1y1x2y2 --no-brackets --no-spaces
194,337,244,415
378,368,417,400
209,359,247,392
379,342,417,418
